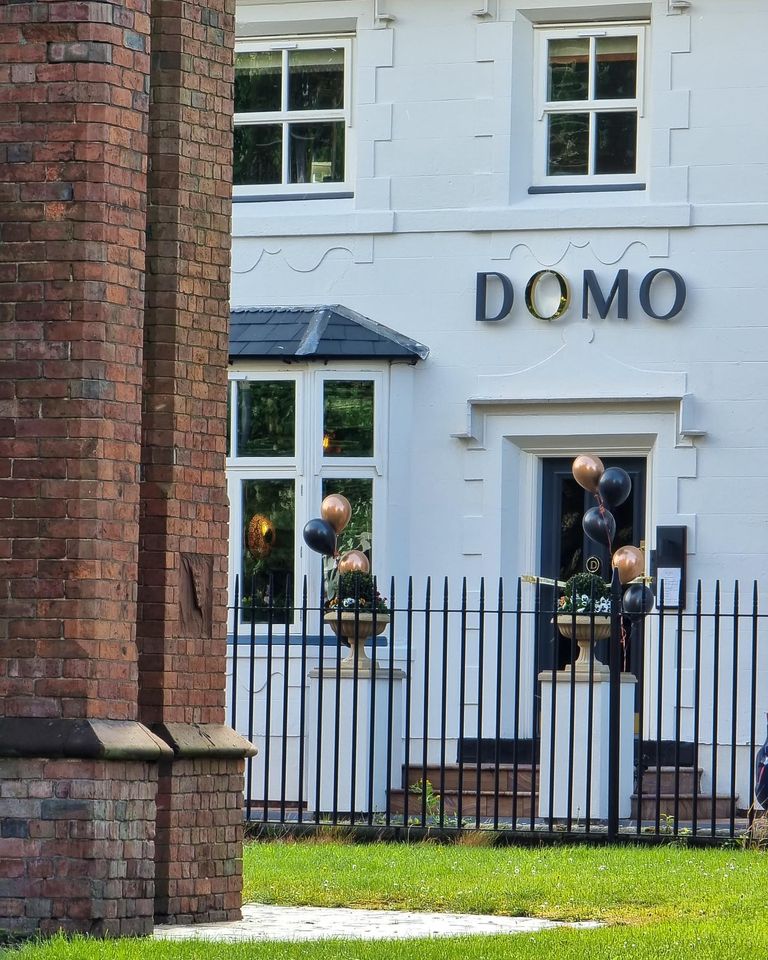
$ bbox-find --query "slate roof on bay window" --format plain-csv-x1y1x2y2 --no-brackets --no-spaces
229,305,429,362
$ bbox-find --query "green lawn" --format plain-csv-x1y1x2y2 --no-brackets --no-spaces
8,840,768,960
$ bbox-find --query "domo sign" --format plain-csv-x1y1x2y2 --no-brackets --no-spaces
476,269,687,324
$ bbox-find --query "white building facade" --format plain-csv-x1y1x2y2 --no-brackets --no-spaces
227,0,768,816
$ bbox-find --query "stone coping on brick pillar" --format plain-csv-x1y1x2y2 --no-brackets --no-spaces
0,719,174,760
151,723,256,759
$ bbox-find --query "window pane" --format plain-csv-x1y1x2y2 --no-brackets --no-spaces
323,380,374,458
233,124,282,185
237,381,295,457
548,38,589,102
288,48,344,111
241,479,295,624
322,478,373,564
547,112,589,176
595,111,637,174
288,122,345,184
595,37,637,100
235,51,282,113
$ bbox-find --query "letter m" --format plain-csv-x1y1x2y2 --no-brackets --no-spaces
582,269,629,320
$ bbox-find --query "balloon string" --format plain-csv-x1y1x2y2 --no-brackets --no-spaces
594,490,629,670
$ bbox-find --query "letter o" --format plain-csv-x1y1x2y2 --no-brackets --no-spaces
525,270,570,322
639,269,687,321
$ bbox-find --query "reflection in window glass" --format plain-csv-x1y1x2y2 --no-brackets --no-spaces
548,113,589,176
242,479,295,624
289,122,345,184
233,124,282,185
322,478,374,565
595,112,637,174
595,36,637,99
235,51,281,112
548,38,589,101
288,48,344,111
237,381,295,457
323,381,374,457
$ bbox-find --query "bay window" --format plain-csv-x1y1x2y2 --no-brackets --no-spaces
227,369,383,629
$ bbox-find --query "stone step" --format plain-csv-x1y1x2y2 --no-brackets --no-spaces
389,788,538,819
402,763,537,793
636,766,703,794
631,793,738,821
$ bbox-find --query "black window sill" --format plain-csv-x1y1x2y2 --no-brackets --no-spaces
233,191,355,203
528,183,646,195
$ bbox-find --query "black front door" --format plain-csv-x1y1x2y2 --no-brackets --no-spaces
537,456,646,674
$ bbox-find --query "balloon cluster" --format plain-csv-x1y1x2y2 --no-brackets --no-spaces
302,494,371,574
572,454,654,617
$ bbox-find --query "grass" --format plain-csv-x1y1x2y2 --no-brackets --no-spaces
242,838,764,925
7,840,768,960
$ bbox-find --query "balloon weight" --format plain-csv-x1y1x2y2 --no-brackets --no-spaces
622,583,655,617
582,506,616,545
572,454,605,493
338,550,370,575
302,518,337,557
321,494,352,534
598,467,632,509
612,545,645,585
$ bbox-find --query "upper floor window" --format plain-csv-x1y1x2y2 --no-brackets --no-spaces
234,38,351,196
534,24,647,188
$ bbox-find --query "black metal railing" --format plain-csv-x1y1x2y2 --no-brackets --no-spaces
227,574,767,844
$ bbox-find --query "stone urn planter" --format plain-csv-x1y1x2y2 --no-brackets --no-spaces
555,614,611,676
323,612,390,670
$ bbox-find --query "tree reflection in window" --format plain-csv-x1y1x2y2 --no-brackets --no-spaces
242,479,295,624
323,380,374,457
237,381,295,457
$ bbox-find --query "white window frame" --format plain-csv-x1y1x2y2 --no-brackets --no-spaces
533,22,648,189
227,366,386,632
233,36,353,198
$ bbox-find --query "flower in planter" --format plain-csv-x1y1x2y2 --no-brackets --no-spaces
558,572,611,615
325,571,389,614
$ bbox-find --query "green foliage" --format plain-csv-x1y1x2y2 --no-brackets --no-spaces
407,779,441,818
326,572,388,613
559,572,611,614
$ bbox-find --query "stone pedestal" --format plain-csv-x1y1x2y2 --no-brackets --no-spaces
538,671,636,821
306,660,404,816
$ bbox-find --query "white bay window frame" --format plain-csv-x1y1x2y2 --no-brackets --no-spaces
227,366,387,632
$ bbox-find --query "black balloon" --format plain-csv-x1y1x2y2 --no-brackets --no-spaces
598,467,632,509
582,506,616,545
302,518,337,556
622,583,655,617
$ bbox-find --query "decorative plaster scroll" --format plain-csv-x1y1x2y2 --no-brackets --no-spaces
489,232,670,266
232,238,374,276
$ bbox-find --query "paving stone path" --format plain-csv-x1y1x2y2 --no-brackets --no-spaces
155,903,601,942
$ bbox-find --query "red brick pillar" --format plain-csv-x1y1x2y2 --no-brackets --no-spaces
139,0,253,925
0,0,171,937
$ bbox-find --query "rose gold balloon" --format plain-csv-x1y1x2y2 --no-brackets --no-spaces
572,454,605,493
612,545,645,585
338,550,370,575
321,494,352,534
